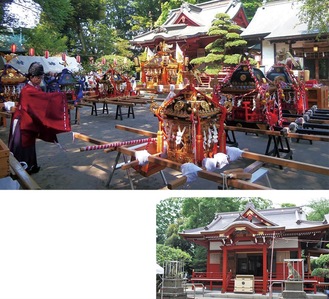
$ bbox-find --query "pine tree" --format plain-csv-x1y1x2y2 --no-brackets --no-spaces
190,13,247,74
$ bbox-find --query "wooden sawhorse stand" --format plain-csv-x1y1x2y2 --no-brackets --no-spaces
106,144,167,190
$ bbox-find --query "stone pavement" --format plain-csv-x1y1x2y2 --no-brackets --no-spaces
183,289,327,299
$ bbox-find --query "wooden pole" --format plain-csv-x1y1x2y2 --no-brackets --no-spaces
197,169,270,190
225,125,329,142
241,151,329,175
73,129,329,189
9,155,41,190
73,132,109,145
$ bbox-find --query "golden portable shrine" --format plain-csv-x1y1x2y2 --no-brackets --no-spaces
74,79,329,190
139,41,183,91
150,84,227,166
0,64,27,103
0,63,27,126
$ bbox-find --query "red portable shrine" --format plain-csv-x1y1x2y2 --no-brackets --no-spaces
96,67,132,98
214,60,276,128
265,64,307,116
215,60,308,130
151,84,227,167
94,71,114,98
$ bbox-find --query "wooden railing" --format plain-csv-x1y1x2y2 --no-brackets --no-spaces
192,271,222,278
191,271,324,294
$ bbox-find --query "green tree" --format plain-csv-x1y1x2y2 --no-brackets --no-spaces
239,197,273,210
156,243,192,266
106,0,135,39
307,198,329,221
164,220,192,253
281,203,297,208
311,252,329,278
23,23,68,56
129,0,163,36
190,246,207,272
297,0,329,35
180,197,272,229
34,0,73,30
60,0,106,56
241,0,262,21
190,13,247,74
156,198,183,244
155,0,196,27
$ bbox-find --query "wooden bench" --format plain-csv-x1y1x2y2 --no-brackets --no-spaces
82,95,148,120
115,103,134,120
83,99,135,120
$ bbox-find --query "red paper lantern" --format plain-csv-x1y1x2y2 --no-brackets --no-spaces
29,48,35,56
44,50,49,59
62,53,66,61
76,55,81,63
10,43,17,53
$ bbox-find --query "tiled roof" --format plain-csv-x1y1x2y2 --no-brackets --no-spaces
131,0,244,44
181,206,328,235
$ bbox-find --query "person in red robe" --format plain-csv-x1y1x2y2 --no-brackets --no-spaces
8,62,71,174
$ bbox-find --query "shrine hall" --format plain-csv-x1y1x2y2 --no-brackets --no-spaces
179,202,329,294
130,0,249,60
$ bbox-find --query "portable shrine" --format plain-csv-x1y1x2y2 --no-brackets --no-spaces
265,64,307,115
151,84,227,167
214,60,278,128
104,67,132,97
0,64,27,102
91,67,132,99
45,68,83,104
141,41,182,90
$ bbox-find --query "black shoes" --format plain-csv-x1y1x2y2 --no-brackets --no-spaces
27,165,40,175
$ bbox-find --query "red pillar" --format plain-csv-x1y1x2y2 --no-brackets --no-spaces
262,244,268,295
222,246,227,293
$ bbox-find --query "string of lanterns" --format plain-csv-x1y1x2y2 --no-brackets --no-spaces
9,43,81,63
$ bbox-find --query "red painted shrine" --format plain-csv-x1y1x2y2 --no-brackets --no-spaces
179,203,329,294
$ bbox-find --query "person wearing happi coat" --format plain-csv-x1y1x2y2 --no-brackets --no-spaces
8,62,71,174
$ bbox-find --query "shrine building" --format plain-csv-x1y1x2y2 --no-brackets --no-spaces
179,202,329,294
130,0,249,60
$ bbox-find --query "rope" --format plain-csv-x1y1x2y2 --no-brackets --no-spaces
80,137,157,151
221,173,230,190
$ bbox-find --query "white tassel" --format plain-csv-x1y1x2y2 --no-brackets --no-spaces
135,150,150,166
226,146,244,161
181,163,202,182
